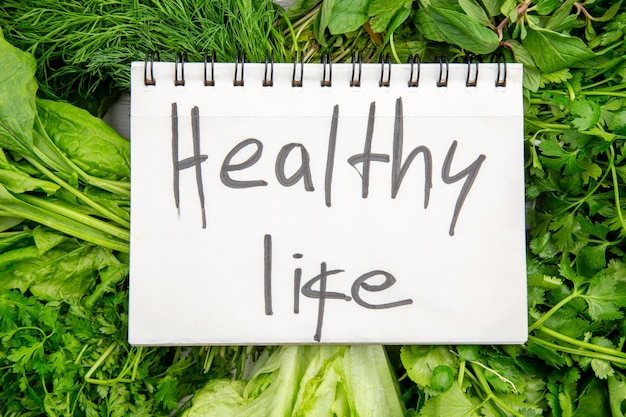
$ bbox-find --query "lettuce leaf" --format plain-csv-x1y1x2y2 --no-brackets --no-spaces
182,345,404,417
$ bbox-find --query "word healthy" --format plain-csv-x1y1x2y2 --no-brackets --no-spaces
170,97,486,236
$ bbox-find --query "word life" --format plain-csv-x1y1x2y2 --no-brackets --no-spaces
262,234,413,342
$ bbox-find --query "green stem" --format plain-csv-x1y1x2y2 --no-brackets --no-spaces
277,6,299,57
564,81,576,100
389,32,400,64
457,358,466,387
581,91,626,99
529,336,626,366
469,359,519,394
0,186,129,252
528,289,582,332
85,343,139,385
17,194,130,241
470,363,526,417
609,145,626,234
536,326,626,360
25,155,130,229
524,118,570,131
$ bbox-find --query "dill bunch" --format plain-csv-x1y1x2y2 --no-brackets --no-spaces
0,0,287,114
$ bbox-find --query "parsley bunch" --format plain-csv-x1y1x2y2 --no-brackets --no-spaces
280,0,626,415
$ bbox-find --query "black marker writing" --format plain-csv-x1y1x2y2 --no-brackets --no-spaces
220,138,268,188
351,271,413,309
301,262,351,342
347,101,390,198
442,140,486,236
293,253,303,314
324,105,339,207
275,144,315,191
391,97,432,208
171,103,208,228
172,99,486,236
263,234,413,342
264,234,273,315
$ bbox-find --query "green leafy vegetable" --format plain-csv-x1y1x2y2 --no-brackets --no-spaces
182,345,405,417
2,1,626,416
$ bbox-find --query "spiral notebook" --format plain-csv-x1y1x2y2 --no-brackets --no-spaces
128,56,527,345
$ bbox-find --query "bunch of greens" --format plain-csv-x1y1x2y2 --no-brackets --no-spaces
0,0,287,115
182,345,405,417
0,28,260,416
2,0,626,416
280,0,626,415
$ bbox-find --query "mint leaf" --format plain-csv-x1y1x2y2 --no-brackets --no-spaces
545,0,577,31
328,0,372,35
458,0,491,26
523,26,595,73
534,0,559,16
417,5,500,54
478,0,506,18
368,0,412,33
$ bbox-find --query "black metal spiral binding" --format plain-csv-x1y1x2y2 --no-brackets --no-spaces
494,54,507,87
174,53,185,86
465,54,479,87
144,52,511,90
233,52,245,87
379,54,391,87
350,53,362,87
144,51,157,86
292,54,304,87
408,54,420,88
263,52,274,87
204,52,215,86
436,56,449,87
321,54,332,87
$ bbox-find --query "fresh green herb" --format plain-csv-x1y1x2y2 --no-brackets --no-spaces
0,26,260,417
2,1,626,416
0,0,287,114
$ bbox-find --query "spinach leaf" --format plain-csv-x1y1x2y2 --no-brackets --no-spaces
328,0,372,34
37,99,130,181
523,26,595,73
416,4,500,54
0,31,37,157
368,0,413,34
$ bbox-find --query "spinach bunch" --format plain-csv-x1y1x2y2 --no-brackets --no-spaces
0,29,257,416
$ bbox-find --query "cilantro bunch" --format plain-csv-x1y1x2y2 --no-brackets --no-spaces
280,0,626,415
